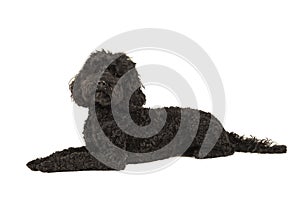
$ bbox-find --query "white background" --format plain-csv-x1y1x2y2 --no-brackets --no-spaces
0,0,299,199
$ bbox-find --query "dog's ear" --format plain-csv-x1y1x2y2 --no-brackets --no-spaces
130,88,146,107
107,53,146,107
118,66,146,107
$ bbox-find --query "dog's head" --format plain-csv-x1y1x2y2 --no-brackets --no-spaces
69,50,146,107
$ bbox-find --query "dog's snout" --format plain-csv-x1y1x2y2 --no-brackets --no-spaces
98,80,107,88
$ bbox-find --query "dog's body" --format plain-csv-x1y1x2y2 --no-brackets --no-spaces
27,50,287,172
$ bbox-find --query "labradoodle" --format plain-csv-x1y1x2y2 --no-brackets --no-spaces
27,50,287,172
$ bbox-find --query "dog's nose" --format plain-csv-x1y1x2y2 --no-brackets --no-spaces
98,80,107,88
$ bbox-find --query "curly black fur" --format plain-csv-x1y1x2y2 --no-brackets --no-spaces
27,50,287,172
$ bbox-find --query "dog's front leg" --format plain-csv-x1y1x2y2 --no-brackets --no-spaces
27,146,117,172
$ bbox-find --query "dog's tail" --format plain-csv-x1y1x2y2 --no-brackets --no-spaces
228,132,287,154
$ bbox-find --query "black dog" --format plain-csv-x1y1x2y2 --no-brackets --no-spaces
27,50,287,172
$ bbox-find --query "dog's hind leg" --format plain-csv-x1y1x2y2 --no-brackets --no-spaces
200,146,235,158
26,146,118,172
